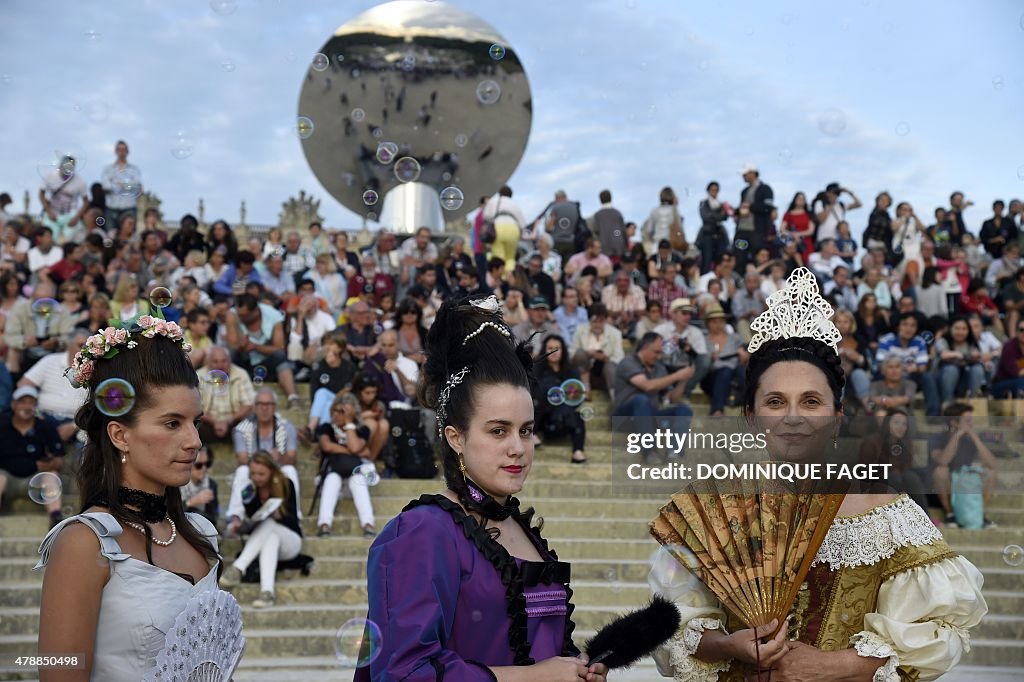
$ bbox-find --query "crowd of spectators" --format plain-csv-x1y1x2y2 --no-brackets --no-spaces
2,144,1022,539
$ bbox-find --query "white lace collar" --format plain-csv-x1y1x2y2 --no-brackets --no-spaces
812,494,942,570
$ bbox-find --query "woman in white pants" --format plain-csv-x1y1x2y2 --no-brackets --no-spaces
219,452,303,608
315,392,377,538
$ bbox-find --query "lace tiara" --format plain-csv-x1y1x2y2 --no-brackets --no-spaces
747,267,842,355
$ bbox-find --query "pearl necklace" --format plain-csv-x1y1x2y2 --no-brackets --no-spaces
123,516,177,546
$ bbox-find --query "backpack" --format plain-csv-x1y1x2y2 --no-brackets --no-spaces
482,197,517,244
389,408,438,479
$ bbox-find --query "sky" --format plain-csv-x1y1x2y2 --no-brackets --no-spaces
1,0,1022,240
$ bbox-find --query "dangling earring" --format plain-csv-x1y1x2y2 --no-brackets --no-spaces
121,450,128,464
457,453,467,484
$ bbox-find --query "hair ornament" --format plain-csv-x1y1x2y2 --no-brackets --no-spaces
436,365,471,438
469,295,501,313
462,321,512,346
747,267,842,355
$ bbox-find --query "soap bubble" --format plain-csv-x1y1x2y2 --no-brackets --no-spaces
817,108,847,137
734,239,750,251
488,44,506,60
895,121,911,136
393,157,421,183
560,378,586,407
777,148,793,165
38,151,84,182
220,59,236,72
375,142,398,165
362,190,379,206
1003,544,1024,567
400,55,416,72
27,472,62,505
31,298,58,318
84,29,101,41
579,406,595,422
334,618,383,668
391,426,402,437
311,53,329,72
547,387,565,406
992,76,1004,91
558,217,571,230
921,331,934,344
454,133,468,147
169,131,194,160
148,286,172,309
1018,165,1024,181
241,483,256,505
351,108,365,122
210,0,237,15
355,463,380,487
475,80,501,105
890,444,903,458
206,369,229,396
112,168,142,198
297,117,314,140
439,186,464,211
95,378,137,417
319,373,330,385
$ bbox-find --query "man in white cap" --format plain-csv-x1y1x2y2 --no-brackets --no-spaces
654,298,710,400
0,385,67,527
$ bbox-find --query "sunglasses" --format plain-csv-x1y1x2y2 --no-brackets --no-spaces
193,461,210,469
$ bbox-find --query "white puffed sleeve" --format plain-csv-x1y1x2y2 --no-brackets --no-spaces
851,555,988,682
648,546,731,681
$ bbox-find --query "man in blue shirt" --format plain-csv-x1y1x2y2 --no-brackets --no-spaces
553,286,588,347
875,314,940,416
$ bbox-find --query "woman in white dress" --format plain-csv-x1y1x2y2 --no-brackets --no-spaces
35,317,235,681
650,268,987,681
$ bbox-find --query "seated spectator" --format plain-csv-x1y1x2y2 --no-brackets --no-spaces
857,268,893,310
399,227,439,292
226,388,301,536
833,310,872,410
47,241,85,286
512,296,563,355
3,281,73,374
633,300,663,342
0,386,65,527
600,269,646,333
697,253,739,305
807,238,846,281
876,314,939,416
983,242,1020,292
169,250,210,292
869,356,917,416
18,330,89,441
224,293,300,408
934,317,987,403
184,306,213,368
533,335,588,463
307,335,357,435
564,238,613,287
261,250,296,299
305,253,347,317
286,292,337,373
731,271,768,342
569,303,623,397
213,250,262,296
612,332,694,422
998,267,1024,337
197,345,255,444
654,297,710,400
858,409,927,511
27,226,63,281
700,307,748,416
348,253,394,308
647,262,684,316
823,265,858,313
109,272,151,322
0,361,11,414
218,452,303,608
928,403,998,528
991,321,1024,397
394,298,427,365
282,230,314,283
361,330,419,406
314,392,377,538
917,266,949,319
854,292,891,354
646,239,684,282
524,253,556,308
351,374,391,462
498,288,526,327
341,299,380,364
968,313,1002,381
180,446,219,525
961,278,1003,337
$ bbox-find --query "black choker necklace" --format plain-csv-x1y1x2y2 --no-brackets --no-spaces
462,478,520,521
118,487,167,523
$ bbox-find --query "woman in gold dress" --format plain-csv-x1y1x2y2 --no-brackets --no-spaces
650,268,987,682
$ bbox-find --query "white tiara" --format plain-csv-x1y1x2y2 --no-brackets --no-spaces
747,267,842,355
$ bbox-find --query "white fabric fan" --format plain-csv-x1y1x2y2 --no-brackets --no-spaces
250,497,283,522
144,589,245,682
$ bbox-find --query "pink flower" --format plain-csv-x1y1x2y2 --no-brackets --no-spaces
138,315,156,328
114,328,129,344
103,327,119,345
154,320,169,335
80,362,94,380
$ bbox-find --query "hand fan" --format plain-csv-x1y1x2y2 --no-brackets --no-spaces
143,589,245,682
650,480,844,633
250,497,283,522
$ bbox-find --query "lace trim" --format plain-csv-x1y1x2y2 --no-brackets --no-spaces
681,618,724,656
851,632,900,682
666,630,730,682
813,495,942,570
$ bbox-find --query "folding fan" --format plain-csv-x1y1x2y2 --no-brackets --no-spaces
144,589,245,682
650,480,844,632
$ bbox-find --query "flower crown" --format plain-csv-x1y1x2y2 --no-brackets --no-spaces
67,313,192,389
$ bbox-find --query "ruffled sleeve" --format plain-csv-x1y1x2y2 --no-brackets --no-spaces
648,546,731,681
364,505,497,681
851,555,988,682
34,512,131,570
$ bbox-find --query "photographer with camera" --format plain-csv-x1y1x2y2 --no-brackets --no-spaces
812,182,862,245
653,298,709,402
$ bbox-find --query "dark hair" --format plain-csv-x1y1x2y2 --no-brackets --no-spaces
180,214,198,232
599,189,612,204
743,337,846,412
487,257,505,272
659,187,675,205
786,192,807,213
186,306,210,324
236,251,255,266
498,185,513,198
943,402,973,418
946,315,979,349
235,293,258,311
635,331,663,353
967,278,986,295
921,266,940,288
706,181,719,192
536,334,571,377
419,295,533,508
75,335,215,567
588,302,608,319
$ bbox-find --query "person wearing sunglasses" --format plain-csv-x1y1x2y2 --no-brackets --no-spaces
180,447,219,526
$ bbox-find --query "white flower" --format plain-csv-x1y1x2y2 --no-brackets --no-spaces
470,295,500,313
127,340,138,349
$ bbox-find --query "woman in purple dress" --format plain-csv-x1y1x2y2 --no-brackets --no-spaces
358,295,608,681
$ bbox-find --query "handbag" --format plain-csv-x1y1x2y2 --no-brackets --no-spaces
669,206,687,252
951,465,986,529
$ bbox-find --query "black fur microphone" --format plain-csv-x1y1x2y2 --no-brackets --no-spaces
585,595,681,669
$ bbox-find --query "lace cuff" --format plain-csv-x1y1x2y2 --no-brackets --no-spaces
662,619,729,682
851,632,900,682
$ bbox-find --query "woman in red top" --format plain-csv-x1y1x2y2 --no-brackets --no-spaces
960,278,1004,337
780,191,814,256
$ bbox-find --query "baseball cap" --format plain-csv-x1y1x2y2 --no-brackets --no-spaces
528,296,550,310
12,386,39,401
669,298,695,313
740,163,758,175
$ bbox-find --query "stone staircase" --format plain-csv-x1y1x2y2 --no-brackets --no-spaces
1,392,1022,681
